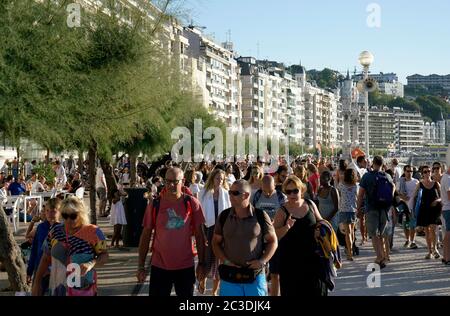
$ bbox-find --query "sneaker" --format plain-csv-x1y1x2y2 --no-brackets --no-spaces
409,242,418,249
425,253,432,259
404,241,411,248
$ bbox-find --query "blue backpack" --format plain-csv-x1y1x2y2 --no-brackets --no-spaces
372,171,394,209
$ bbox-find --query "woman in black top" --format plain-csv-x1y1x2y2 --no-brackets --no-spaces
273,176,326,296
414,166,442,259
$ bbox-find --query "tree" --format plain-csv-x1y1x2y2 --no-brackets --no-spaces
0,207,29,292
388,97,420,112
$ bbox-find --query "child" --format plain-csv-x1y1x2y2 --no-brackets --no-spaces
110,189,127,248
189,171,204,199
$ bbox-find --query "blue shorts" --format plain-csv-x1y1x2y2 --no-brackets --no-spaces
220,272,267,296
443,211,450,233
339,212,356,224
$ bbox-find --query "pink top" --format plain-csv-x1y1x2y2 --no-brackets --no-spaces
142,196,205,270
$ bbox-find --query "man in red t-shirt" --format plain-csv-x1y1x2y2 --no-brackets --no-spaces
137,167,206,296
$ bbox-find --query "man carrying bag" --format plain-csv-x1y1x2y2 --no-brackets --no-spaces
212,180,278,296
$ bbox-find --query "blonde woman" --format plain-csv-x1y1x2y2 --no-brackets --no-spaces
294,165,313,200
249,165,264,197
198,169,231,295
273,176,326,296
32,197,108,296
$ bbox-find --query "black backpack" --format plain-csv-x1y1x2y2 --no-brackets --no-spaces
218,208,269,240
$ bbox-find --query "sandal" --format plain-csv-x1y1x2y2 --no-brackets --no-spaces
373,260,386,270
197,281,206,295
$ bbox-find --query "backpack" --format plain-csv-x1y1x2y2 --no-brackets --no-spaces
371,171,394,209
252,189,285,208
218,208,269,243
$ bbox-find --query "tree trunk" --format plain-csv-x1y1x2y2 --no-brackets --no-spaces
45,148,50,165
100,157,118,207
129,152,137,187
77,150,84,173
88,143,97,225
0,207,29,292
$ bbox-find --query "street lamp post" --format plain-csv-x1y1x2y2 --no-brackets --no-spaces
359,51,374,158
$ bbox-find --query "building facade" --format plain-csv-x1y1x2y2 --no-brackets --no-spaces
357,107,396,152
184,27,242,132
379,82,404,98
393,108,424,152
407,74,450,90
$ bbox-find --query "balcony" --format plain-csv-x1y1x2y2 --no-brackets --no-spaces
242,116,259,123
242,104,259,111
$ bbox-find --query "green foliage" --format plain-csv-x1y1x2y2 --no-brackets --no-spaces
0,0,225,163
369,90,449,122
305,68,344,89
31,162,56,184
405,84,449,98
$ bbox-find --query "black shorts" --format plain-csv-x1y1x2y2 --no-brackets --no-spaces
149,266,196,297
269,249,281,275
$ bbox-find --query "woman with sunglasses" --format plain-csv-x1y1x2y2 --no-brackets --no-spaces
413,166,442,259
273,176,326,296
249,165,264,197
32,197,108,296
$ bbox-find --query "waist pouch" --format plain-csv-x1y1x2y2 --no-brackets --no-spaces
218,264,262,284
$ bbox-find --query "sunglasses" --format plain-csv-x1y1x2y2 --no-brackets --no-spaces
405,170,412,173
62,213,78,220
229,190,243,196
423,170,430,174
285,189,300,195
165,179,182,185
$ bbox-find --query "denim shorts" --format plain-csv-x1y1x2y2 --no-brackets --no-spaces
220,272,267,296
339,212,356,224
443,211,450,233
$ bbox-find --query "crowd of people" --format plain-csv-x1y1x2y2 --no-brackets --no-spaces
2,152,449,297
135,154,450,297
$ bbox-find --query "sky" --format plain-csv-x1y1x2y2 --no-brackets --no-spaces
183,0,450,84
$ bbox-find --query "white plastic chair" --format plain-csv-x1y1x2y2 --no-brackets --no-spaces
5,196,22,234
50,188,58,199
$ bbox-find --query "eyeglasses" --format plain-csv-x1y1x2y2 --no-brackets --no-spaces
229,190,243,196
165,179,182,185
62,213,78,220
285,189,300,195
